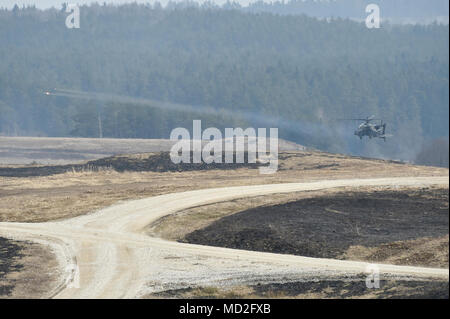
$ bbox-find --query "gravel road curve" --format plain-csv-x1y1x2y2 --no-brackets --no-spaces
0,177,448,298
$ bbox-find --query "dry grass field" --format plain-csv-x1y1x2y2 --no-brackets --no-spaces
0,150,446,223
0,136,175,165
0,136,304,165
0,137,448,299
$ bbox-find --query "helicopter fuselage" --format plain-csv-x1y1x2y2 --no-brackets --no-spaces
354,122,386,140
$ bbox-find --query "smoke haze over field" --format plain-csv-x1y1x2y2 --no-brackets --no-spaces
0,2,448,164
47,88,339,148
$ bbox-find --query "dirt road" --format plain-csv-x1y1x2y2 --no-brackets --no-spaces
0,177,448,298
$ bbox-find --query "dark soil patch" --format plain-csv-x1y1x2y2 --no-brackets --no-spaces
0,237,24,297
149,278,449,299
92,152,260,173
0,152,261,177
252,279,449,299
182,189,449,259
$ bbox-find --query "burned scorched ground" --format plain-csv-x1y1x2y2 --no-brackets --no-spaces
0,152,261,177
0,237,59,299
183,188,449,267
150,278,449,299
0,237,23,296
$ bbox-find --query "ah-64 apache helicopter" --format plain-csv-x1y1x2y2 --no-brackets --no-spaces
340,116,391,141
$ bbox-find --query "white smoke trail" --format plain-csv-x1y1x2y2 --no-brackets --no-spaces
48,88,337,143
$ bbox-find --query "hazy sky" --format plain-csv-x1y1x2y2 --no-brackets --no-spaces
0,0,257,9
